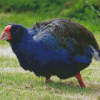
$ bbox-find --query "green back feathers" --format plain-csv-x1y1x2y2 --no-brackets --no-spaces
32,19,99,51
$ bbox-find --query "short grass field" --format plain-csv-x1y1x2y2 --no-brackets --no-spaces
0,12,100,100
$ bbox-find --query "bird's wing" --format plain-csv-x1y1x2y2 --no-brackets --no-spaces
65,38,93,66
33,19,99,50
32,21,90,54
32,19,94,59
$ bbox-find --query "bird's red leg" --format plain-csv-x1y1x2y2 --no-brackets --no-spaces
75,73,85,88
44,78,52,83
44,78,48,83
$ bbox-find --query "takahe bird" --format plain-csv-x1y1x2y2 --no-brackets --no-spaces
0,18,100,88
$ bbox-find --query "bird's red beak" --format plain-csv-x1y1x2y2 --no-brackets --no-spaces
0,25,12,40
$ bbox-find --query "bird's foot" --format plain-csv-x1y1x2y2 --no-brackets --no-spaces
44,78,52,83
75,73,85,88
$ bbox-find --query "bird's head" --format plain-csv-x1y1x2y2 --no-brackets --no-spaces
0,25,12,40
0,24,26,42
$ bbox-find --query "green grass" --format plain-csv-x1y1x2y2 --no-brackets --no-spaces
0,57,19,68
0,56,100,100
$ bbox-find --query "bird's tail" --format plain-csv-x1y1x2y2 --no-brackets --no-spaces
90,46,100,61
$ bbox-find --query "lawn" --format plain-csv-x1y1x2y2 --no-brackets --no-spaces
0,56,100,100
0,12,100,100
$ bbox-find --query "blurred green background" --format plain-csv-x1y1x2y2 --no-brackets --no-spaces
0,0,100,30
0,0,100,46
0,0,100,19
0,0,100,29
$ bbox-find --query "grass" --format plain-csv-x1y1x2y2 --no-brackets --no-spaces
0,56,100,100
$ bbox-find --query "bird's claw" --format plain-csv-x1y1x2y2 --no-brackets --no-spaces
44,79,53,83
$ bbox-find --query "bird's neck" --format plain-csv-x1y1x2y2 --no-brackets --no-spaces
10,33,35,52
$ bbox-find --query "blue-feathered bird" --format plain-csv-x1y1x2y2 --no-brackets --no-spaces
0,19,100,88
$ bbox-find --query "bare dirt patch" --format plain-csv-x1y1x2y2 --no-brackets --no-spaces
0,47,16,58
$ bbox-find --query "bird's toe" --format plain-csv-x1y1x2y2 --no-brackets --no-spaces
44,79,53,83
